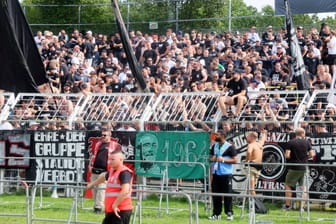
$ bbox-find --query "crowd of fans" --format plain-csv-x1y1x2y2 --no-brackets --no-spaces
1,23,336,132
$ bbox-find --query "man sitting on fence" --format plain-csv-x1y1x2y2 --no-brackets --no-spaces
218,69,248,121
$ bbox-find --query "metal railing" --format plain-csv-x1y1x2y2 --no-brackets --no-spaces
1,90,336,132
0,157,336,224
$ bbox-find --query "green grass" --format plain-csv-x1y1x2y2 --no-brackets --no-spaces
0,192,335,224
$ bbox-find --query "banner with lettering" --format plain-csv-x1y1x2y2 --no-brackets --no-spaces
0,130,31,168
84,131,136,198
33,131,86,184
228,132,336,200
135,131,210,179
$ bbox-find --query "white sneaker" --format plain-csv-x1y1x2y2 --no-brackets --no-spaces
227,213,233,220
208,214,221,220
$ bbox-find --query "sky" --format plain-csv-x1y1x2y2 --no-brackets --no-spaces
243,0,274,11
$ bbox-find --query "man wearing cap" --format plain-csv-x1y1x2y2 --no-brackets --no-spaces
304,48,320,75
296,26,306,52
262,25,273,43
218,69,248,120
248,26,261,46
255,61,269,79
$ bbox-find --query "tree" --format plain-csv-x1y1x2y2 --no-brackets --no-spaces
21,0,114,34
21,0,336,35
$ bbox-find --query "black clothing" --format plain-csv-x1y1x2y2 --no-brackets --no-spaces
304,57,320,75
190,69,204,83
226,78,247,97
286,138,312,170
105,170,132,184
102,210,132,224
211,174,233,216
93,142,109,171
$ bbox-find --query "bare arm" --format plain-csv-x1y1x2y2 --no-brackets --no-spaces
246,144,253,162
285,149,291,160
86,172,107,189
259,130,267,145
308,148,315,159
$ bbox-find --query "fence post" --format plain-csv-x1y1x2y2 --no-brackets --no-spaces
78,5,81,31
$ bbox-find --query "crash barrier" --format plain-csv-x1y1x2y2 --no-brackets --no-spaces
1,90,335,131
0,180,29,224
1,129,336,200
0,160,336,224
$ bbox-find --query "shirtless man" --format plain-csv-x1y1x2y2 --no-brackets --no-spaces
245,130,267,195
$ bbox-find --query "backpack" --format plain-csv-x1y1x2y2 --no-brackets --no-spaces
255,198,268,214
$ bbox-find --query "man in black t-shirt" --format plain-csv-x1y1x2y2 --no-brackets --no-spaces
218,69,247,120
283,128,315,211
89,129,122,214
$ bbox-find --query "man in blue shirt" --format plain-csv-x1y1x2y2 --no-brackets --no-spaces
209,131,237,221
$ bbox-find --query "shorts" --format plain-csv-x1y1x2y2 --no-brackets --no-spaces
285,169,305,188
327,54,336,65
249,167,261,182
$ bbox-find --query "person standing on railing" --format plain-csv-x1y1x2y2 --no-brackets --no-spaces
87,149,133,224
209,131,237,221
88,129,122,214
245,130,267,195
283,127,315,211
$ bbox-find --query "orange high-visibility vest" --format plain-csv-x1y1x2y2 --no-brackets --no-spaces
105,166,133,212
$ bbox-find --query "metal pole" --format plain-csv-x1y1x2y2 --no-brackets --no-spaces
228,0,232,32
127,0,130,31
78,5,81,31
175,1,179,32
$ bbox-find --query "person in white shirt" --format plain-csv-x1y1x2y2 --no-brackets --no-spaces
247,26,261,46
326,30,336,73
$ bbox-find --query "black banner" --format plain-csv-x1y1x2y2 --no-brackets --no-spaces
0,0,48,93
0,130,334,199
229,132,336,200
0,130,31,168
33,131,86,183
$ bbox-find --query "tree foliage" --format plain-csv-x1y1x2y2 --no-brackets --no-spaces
21,0,336,35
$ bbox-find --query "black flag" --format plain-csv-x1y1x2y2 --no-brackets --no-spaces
0,0,48,93
284,0,310,90
110,0,147,91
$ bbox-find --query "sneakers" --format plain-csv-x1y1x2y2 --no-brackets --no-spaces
237,201,244,208
208,214,221,220
281,204,292,211
94,207,102,214
227,212,233,221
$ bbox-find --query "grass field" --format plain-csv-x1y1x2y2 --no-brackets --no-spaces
0,192,335,224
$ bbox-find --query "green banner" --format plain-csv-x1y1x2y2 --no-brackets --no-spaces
135,131,210,179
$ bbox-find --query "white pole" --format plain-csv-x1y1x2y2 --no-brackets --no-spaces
228,0,232,32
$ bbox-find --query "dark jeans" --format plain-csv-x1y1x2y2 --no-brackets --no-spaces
102,210,132,224
211,174,233,216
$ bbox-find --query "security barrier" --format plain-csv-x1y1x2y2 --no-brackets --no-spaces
1,90,335,132
1,161,336,224
1,158,336,224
